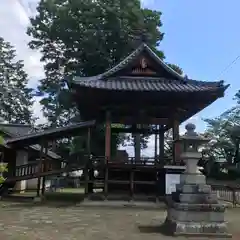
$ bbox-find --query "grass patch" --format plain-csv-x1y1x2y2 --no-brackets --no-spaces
57,188,85,193
45,188,86,202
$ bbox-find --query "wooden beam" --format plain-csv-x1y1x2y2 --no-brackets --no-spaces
114,117,169,125
102,104,189,112
111,127,165,134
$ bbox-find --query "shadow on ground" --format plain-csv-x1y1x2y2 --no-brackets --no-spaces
138,223,172,236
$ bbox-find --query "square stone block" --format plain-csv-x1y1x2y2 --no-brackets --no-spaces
180,174,206,185
176,184,211,194
179,192,218,204
167,208,225,222
170,202,226,212
163,218,231,238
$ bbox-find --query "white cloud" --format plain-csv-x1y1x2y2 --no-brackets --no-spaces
32,96,47,125
14,0,31,26
0,0,44,82
0,0,45,122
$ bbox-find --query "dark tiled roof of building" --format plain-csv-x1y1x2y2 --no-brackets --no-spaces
71,76,227,93
69,43,229,93
7,120,96,146
0,123,60,159
0,123,33,137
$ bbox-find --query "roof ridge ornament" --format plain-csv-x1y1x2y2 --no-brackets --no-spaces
183,74,188,83
140,57,147,69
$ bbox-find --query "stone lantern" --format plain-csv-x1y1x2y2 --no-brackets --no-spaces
163,123,231,238
179,123,209,175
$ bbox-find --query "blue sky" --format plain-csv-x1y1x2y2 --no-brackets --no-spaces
0,0,239,156
143,0,240,133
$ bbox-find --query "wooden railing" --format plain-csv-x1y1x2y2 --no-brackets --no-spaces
90,156,173,166
9,158,87,181
210,181,240,206
15,160,59,177
15,162,39,177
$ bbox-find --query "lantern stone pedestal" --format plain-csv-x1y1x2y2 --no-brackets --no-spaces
163,123,231,238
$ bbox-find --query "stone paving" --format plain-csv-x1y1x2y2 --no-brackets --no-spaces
0,201,239,239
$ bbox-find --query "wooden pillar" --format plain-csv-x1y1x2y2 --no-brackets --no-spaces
172,119,180,165
42,144,48,196
36,141,44,197
105,111,111,162
87,127,94,193
87,127,91,156
41,144,48,196
84,128,92,197
133,124,141,163
154,125,158,161
104,167,108,199
104,111,111,199
84,166,89,196
159,129,165,160
130,170,134,200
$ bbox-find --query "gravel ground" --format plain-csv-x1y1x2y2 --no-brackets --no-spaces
0,201,239,240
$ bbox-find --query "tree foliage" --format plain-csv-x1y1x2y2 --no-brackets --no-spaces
0,135,7,184
0,37,34,124
166,63,183,75
0,163,7,184
203,90,240,169
27,0,183,155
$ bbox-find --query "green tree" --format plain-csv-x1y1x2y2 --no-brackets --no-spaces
0,37,34,124
203,90,240,169
0,163,7,184
167,63,183,75
27,0,182,155
0,135,7,184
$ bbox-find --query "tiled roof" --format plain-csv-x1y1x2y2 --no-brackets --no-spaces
71,76,228,93
0,124,33,137
0,123,60,159
6,120,96,146
69,43,229,93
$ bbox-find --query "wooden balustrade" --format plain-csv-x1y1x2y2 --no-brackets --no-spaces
91,156,172,167
11,155,171,179
12,157,87,181
15,161,39,177
14,159,64,179
209,181,240,207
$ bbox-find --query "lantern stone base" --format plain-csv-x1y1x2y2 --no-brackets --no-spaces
163,218,231,238
164,185,231,238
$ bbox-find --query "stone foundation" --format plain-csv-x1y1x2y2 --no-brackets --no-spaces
164,184,231,237
163,218,231,238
